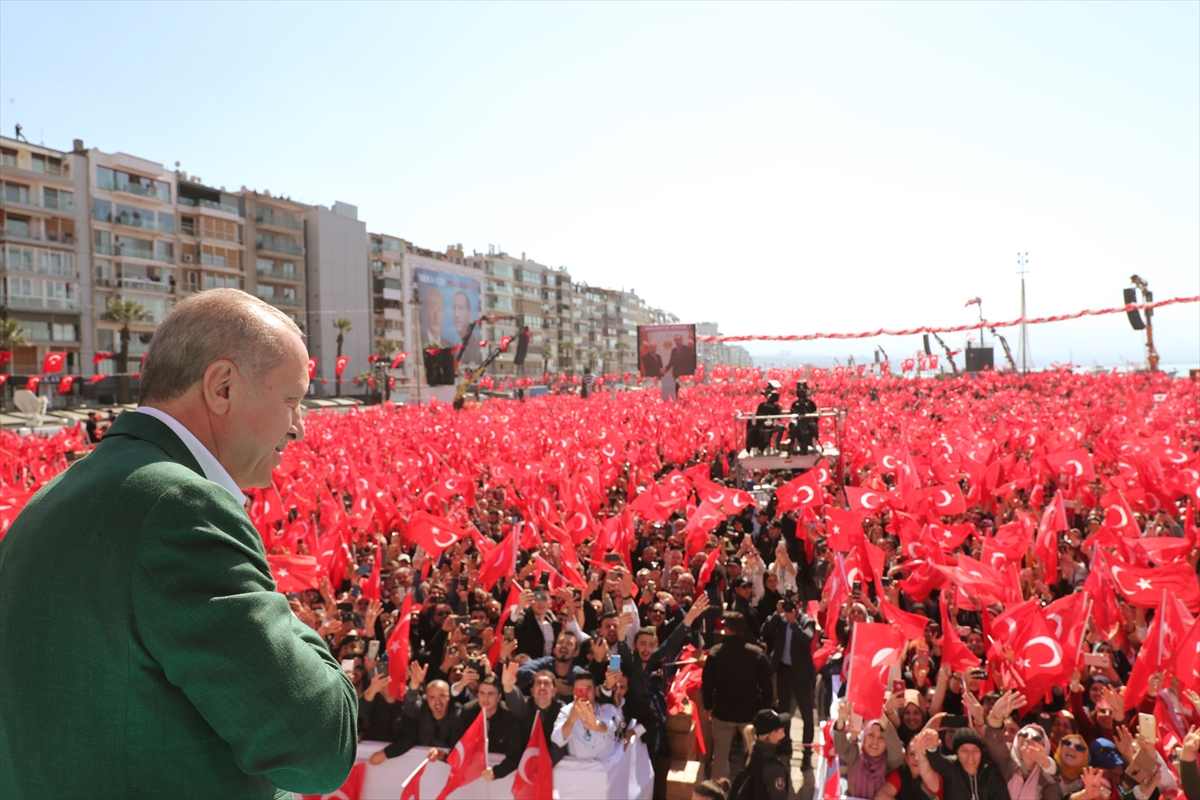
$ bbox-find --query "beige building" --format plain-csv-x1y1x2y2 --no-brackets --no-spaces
241,190,309,331
0,136,87,392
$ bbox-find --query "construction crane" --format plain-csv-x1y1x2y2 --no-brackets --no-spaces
454,326,528,409
1129,275,1160,372
930,332,959,375
987,326,1018,371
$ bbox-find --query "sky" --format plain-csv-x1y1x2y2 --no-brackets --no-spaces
2,1,1197,370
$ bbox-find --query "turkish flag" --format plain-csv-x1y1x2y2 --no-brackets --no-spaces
512,708,555,800
933,554,1006,603
41,352,66,374
1045,448,1096,482
387,593,413,699
1175,616,1200,693
399,758,429,800
307,358,317,380
1035,491,1067,582
1105,553,1200,612
87,374,107,384
58,375,77,394
697,544,723,587
775,470,824,512
405,511,471,558
500,335,512,352
918,484,966,516
436,710,488,800
939,595,981,672
477,526,519,592
25,376,42,392
684,500,725,558
391,352,408,369
1125,594,1194,709
0,349,11,366
1100,491,1141,539
694,478,757,515
300,762,365,800
823,506,860,552
335,356,350,377
92,351,114,365
844,486,889,516
845,623,905,720
266,554,321,593
877,596,930,640
1042,592,1088,670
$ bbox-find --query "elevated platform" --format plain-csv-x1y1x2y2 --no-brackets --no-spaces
737,448,838,472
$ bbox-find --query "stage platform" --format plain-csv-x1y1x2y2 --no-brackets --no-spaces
736,448,838,472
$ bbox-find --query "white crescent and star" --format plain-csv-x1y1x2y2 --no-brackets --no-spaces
1065,460,1084,477
860,492,882,510
935,490,953,508
1024,636,1063,668
516,747,540,784
797,486,815,505
430,526,459,549
871,647,897,667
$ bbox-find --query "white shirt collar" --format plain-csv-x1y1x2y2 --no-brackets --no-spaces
135,406,245,505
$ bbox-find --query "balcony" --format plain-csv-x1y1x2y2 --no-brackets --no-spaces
255,209,302,230
263,294,301,307
383,307,403,321
3,295,80,310
256,265,302,282
99,177,171,203
256,237,303,256
2,260,77,279
179,196,241,216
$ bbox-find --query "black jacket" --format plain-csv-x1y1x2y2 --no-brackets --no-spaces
701,635,773,723
505,689,567,765
460,702,524,779
513,608,561,660
386,688,464,758
925,748,1011,800
760,612,817,674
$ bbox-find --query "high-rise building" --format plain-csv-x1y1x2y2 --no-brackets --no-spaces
467,249,569,377
0,135,87,396
695,322,752,369
367,232,407,377
304,201,370,394
241,190,309,332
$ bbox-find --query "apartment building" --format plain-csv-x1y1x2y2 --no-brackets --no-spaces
366,232,407,377
241,190,308,331
467,249,567,377
0,136,87,389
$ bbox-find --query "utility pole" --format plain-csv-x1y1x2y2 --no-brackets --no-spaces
1017,253,1031,373
410,281,423,405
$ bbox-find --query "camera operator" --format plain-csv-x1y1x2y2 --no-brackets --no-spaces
750,391,784,454
788,382,818,454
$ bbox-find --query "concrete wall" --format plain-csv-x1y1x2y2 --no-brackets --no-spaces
304,205,370,395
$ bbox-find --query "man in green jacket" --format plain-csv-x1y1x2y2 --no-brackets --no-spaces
0,289,357,799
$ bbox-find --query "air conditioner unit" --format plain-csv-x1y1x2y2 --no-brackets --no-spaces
182,253,194,263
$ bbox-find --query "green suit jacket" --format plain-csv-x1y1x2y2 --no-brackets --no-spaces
0,411,357,799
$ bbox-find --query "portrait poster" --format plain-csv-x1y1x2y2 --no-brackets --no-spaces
637,323,697,378
414,268,482,363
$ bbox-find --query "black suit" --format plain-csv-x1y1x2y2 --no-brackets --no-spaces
668,345,696,377
513,608,560,660
761,611,817,751
640,351,663,378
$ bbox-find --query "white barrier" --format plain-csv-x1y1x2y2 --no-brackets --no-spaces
298,739,654,800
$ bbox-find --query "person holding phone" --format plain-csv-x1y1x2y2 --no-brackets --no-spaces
512,584,561,658
552,674,622,765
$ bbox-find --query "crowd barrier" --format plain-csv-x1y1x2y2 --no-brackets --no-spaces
298,739,655,800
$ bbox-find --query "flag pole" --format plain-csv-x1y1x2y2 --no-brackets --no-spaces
1074,598,1093,669
400,756,431,792
1157,590,1167,669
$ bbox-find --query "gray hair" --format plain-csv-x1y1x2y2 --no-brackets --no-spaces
139,289,304,403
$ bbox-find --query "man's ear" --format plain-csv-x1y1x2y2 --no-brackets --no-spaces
203,360,235,416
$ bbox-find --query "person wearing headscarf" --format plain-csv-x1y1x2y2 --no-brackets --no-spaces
913,725,1011,800
1053,733,1089,798
833,701,905,800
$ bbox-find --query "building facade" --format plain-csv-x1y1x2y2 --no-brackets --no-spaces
304,202,370,394
241,190,309,332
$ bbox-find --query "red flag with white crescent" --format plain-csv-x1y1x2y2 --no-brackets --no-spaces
436,711,488,800
512,706,555,800
299,761,365,800
845,622,905,720
386,593,413,699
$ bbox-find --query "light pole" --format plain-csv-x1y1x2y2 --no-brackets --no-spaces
1017,253,1030,373
410,280,423,406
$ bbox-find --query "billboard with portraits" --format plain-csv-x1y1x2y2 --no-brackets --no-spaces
637,323,697,378
414,267,482,363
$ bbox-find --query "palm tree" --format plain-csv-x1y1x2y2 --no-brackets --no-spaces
101,298,150,404
614,339,631,367
332,317,353,396
0,319,30,410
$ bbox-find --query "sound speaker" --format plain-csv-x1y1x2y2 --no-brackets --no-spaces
423,348,457,386
1124,288,1145,330
923,335,932,356
513,329,530,366
965,347,994,373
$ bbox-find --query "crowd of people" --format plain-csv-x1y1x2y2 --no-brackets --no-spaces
3,367,1199,800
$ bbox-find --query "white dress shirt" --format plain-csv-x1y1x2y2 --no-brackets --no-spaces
135,407,244,504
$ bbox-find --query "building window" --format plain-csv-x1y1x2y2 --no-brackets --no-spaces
155,241,175,264
52,323,78,342
30,154,63,176
43,188,73,211
281,262,295,278
256,285,274,301
5,216,32,239
93,198,112,222
0,148,16,167
94,229,113,255
2,182,30,204
96,329,115,351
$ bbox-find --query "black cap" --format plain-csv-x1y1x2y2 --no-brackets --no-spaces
753,709,790,736
732,576,753,588
781,599,797,612
952,727,983,753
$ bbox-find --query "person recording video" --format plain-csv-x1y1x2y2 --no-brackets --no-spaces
788,382,818,455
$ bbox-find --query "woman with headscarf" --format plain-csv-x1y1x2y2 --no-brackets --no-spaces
885,688,930,747
913,725,1011,800
833,701,905,800
1052,733,1089,798
982,690,1060,799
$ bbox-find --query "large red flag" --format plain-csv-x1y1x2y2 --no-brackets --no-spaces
845,623,905,720
775,470,825,512
1175,616,1200,693
477,526,519,592
335,356,350,377
512,708,555,800
1045,448,1095,482
1125,594,1194,708
300,761,365,800
266,554,321,593
1105,553,1200,612
684,500,726,558
844,486,889,517
436,710,489,800
405,511,471,558
41,352,66,374
918,484,966,516
1034,491,1067,583
386,594,413,699
939,595,981,672
877,596,930,640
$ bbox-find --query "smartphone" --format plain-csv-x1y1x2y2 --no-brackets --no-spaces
1082,653,1109,667
1138,713,1156,746
604,554,622,564
880,577,892,588
573,588,582,600
943,715,969,729
453,615,471,626
463,625,479,637
892,680,906,694
574,686,589,702
503,624,516,641
533,590,548,603
367,640,380,661
852,581,863,594
341,658,356,676
340,611,356,623
610,654,622,672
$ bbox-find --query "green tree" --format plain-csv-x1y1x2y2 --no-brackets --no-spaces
0,319,30,409
375,339,399,402
332,318,354,396
101,298,150,404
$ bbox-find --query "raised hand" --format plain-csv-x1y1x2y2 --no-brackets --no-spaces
683,593,710,626
1181,726,1200,762
501,660,520,693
